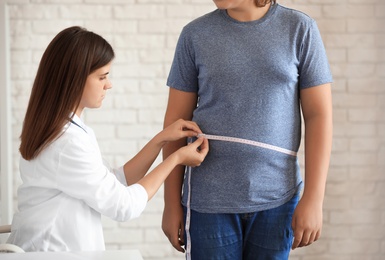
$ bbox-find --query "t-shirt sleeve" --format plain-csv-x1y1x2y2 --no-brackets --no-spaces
167,27,199,92
298,19,333,89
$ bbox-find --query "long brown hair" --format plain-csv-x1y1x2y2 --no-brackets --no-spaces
255,0,276,7
19,26,115,160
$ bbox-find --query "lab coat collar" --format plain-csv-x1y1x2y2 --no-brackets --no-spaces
69,113,87,133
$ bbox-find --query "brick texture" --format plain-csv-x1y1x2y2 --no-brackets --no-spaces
4,0,385,259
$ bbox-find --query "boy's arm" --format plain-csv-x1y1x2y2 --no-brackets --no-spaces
292,83,332,249
162,88,198,252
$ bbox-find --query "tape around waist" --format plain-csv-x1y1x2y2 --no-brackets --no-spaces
197,133,297,157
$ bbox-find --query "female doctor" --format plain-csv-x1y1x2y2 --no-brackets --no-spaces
7,26,209,252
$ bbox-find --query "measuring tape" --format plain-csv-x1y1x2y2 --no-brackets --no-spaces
197,133,297,157
184,133,297,259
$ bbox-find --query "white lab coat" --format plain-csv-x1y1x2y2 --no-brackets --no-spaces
7,115,148,251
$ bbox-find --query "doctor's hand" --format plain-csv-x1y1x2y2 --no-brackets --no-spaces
158,119,202,144
174,137,209,167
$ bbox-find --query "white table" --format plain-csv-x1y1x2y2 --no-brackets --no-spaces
0,250,144,260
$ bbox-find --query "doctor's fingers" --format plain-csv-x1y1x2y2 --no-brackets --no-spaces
189,138,209,157
180,120,201,133
171,119,201,134
164,123,199,141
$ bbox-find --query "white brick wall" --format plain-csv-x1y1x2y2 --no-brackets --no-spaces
4,0,385,259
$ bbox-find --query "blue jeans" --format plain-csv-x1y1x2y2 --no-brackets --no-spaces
183,194,299,260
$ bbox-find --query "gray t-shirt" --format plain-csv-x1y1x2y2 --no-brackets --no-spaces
167,4,333,214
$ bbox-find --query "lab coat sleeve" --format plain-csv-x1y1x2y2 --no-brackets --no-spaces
56,137,148,222
112,166,128,187
101,158,128,186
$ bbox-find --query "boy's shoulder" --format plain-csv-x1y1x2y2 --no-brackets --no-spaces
180,4,316,36
184,5,315,29
183,9,221,31
275,4,315,24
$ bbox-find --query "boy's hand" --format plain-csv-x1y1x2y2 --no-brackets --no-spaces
291,196,323,249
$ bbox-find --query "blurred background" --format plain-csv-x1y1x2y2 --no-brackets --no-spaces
0,0,384,259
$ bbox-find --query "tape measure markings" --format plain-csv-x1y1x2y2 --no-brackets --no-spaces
197,133,297,157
